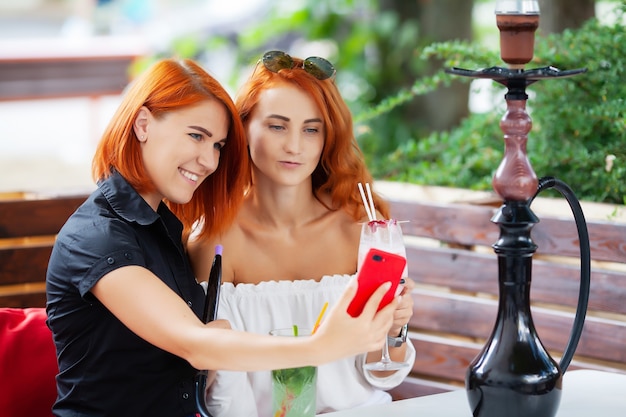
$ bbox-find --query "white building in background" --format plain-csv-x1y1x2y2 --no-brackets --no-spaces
0,0,268,193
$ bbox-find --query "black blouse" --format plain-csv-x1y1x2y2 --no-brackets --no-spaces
46,171,206,417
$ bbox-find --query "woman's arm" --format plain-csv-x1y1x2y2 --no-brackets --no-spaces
92,266,396,371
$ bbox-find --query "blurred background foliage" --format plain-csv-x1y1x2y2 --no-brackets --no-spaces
145,0,625,204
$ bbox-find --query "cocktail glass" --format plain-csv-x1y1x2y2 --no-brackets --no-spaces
358,220,410,372
270,328,317,417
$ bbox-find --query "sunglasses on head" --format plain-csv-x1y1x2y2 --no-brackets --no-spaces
261,50,336,81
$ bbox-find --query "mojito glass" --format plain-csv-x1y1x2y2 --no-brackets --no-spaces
270,328,317,417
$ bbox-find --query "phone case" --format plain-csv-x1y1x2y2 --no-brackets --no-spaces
347,248,407,317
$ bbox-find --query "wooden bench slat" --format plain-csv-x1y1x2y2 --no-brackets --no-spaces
409,289,626,364
0,195,85,238
0,291,46,308
405,244,499,294
0,281,46,296
408,334,481,382
390,199,626,264
406,246,626,316
390,200,499,248
533,217,626,263
0,245,53,286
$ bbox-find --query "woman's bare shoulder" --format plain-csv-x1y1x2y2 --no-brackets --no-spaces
187,222,247,284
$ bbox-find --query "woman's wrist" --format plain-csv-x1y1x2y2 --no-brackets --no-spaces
387,324,408,347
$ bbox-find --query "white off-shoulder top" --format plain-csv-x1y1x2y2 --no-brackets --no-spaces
205,274,416,416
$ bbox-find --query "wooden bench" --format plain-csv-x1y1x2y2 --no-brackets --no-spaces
2,183,625,402
378,181,626,399
0,191,91,308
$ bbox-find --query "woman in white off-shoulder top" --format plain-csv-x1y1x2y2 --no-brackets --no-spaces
188,50,416,416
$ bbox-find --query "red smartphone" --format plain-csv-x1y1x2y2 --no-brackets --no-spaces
347,248,407,317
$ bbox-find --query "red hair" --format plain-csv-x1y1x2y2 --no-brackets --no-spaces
235,56,389,220
92,58,249,239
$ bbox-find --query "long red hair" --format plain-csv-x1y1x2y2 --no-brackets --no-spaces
92,58,249,239
235,55,389,220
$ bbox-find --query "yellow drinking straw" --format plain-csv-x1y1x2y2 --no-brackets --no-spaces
312,302,329,334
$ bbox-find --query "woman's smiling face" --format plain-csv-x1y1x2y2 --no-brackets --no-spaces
135,99,229,210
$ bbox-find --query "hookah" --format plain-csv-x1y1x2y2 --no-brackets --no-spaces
445,1,591,416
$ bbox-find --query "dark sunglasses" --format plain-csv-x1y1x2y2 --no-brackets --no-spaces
261,50,336,81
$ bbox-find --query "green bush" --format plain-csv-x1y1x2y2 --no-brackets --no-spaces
369,7,625,204
153,2,624,205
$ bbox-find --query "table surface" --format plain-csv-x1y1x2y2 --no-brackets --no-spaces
320,370,626,417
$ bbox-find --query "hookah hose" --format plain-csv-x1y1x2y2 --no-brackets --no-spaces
531,176,591,372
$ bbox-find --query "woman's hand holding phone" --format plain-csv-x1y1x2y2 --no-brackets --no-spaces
347,248,407,317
